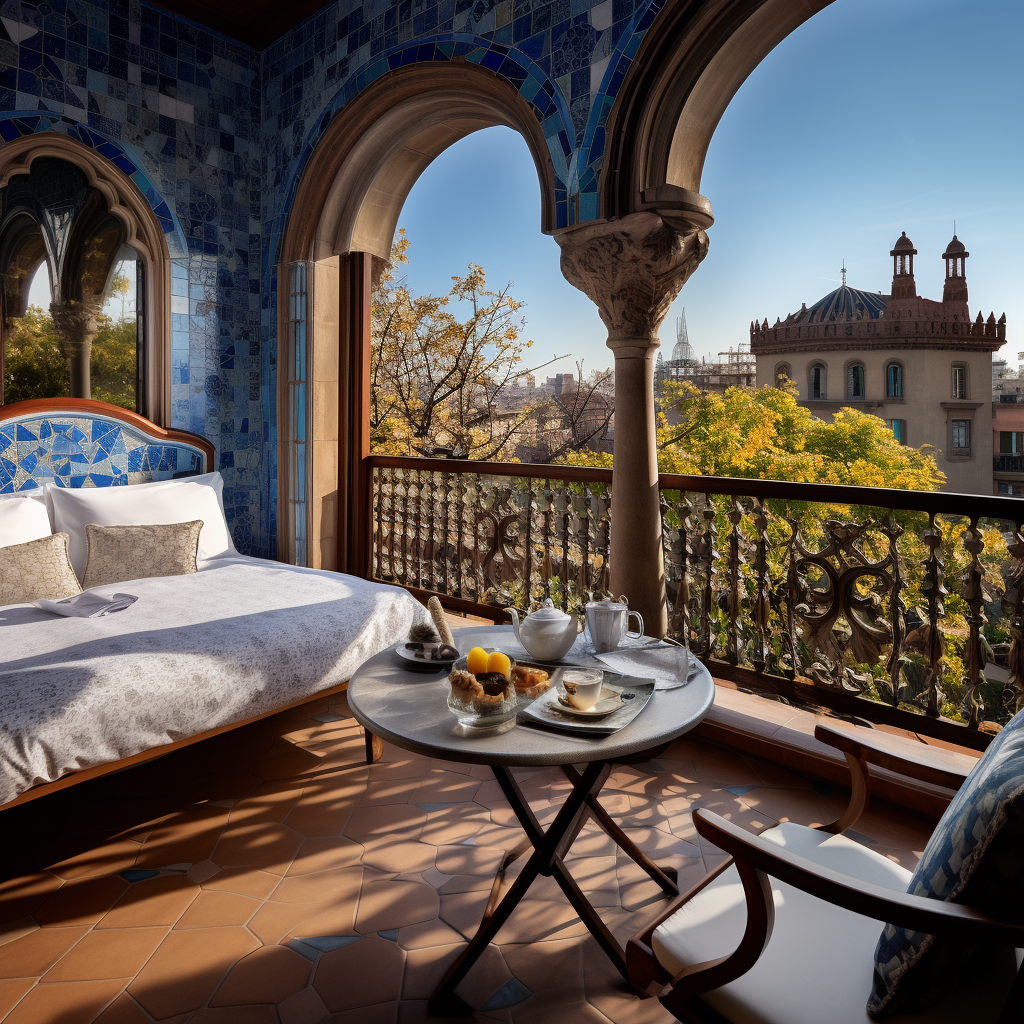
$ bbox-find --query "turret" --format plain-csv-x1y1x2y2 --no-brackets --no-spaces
890,232,917,300
942,234,969,305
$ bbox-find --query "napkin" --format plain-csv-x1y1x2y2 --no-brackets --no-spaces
594,645,692,690
34,591,138,618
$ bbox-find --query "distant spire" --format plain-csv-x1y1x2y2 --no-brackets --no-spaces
841,260,847,287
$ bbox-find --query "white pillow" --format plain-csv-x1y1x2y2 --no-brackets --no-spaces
0,492,53,549
49,471,236,580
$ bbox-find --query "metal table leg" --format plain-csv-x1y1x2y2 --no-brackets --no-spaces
428,757,676,1012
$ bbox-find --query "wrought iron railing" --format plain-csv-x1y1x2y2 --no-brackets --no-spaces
994,454,1024,473
367,455,1024,746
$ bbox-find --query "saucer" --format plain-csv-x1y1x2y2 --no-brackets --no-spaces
393,643,457,671
556,686,624,717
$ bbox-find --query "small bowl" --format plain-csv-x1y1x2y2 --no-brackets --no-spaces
447,654,518,731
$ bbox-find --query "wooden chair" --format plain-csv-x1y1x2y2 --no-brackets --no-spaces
626,721,1024,1024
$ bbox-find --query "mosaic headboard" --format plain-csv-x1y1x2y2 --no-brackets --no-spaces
0,399,214,493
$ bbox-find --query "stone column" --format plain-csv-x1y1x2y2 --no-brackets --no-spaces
558,211,709,636
51,299,102,400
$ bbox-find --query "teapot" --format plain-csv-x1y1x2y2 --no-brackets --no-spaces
508,599,580,661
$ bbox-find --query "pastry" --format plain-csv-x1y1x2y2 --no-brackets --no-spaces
512,665,549,692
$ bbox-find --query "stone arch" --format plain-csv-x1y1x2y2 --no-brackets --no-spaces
0,131,176,423
277,61,561,567
280,61,561,266
600,0,833,225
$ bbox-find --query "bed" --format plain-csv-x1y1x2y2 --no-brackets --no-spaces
0,398,429,809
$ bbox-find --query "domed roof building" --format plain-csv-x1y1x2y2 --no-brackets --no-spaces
750,232,1007,495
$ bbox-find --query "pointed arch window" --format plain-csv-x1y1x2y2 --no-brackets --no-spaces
0,157,145,411
774,362,791,388
847,362,865,399
886,362,903,399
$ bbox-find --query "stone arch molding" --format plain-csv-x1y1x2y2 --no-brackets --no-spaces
602,0,835,228
280,62,560,265
0,132,175,424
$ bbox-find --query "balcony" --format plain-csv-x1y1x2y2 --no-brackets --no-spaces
369,455,1024,749
994,453,1024,473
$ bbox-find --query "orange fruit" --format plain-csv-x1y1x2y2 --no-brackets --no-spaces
466,647,489,675
487,651,512,678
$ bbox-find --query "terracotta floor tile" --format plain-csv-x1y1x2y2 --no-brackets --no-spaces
433,844,503,878
278,986,331,1024
0,924,89,978
321,1001,399,1023
201,867,282,900
96,874,200,929
34,875,130,927
359,779,423,807
211,944,312,1006
92,993,152,1024
436,874,493,895
366,756,430,782
0,872,64,923
226,781,306,826
289,836,363,875
0,917,38,948
400,942,463,1002
356,879,439,934
314,935,405,1011
438,890,490,940
397,917,466,951
2,978,126,1024
173,890,261,928
189,1007,278,1023
359,839,435,874
247,901,326,946
418,806,490,847
448,942,511,1011
271,865,362,906
344,805,428,841
213,822,305,874
278,902,362,945
0,978,35,1020
284,785,365,838
44,926,167,982
48,842,142,882
127,926,260,1019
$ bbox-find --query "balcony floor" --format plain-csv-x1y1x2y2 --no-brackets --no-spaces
0,692,932,1024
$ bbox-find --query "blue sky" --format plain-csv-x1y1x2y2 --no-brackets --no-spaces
396,0,1024,375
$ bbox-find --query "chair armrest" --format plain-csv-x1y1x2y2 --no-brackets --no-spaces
814,720,975,791
693,808,1024,946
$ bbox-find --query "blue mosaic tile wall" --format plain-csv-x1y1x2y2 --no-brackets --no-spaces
0,0,664,560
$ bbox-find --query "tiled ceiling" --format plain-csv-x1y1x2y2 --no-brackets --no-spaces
151,0,333,49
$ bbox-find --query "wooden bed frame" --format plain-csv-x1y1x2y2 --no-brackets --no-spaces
0,397,379,813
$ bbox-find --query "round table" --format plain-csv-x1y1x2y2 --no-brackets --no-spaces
346,625,715,1010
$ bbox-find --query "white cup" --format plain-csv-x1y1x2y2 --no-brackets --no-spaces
562,669,604,710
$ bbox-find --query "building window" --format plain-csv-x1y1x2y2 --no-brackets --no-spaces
0,157,144,409
1000,431,1024,454
774,363,791,388
285,261,309,567
951,363,968,399
951,419,971,450
846,363,865,399
887,419,905,443
809,362,827,400
886,362,903,399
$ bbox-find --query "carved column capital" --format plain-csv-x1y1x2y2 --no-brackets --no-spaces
50,299,102,358
556,211,708,358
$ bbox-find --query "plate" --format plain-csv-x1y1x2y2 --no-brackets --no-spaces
555,686,625,717
393,643,457,671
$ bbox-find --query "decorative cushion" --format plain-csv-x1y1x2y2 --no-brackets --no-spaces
0,492,53,549
49,471,235,580
82,521,203,589
0,533,81,606
869,708,1024,1017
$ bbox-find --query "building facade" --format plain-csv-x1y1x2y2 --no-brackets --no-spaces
750,233,1006,494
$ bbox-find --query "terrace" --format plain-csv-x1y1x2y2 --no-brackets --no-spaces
0,0,1021,1022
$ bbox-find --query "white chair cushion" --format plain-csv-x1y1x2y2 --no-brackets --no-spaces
652,822,1021,1024
49,471,236,580
0,492,52,549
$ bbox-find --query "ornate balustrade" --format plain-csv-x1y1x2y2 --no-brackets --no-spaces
367,455,1024,747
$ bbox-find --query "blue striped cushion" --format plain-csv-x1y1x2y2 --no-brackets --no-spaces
868,708,1024,1017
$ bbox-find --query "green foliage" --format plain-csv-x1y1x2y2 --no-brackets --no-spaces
2,304,136,409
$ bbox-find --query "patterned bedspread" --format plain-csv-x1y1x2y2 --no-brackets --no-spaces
0,561,429,804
